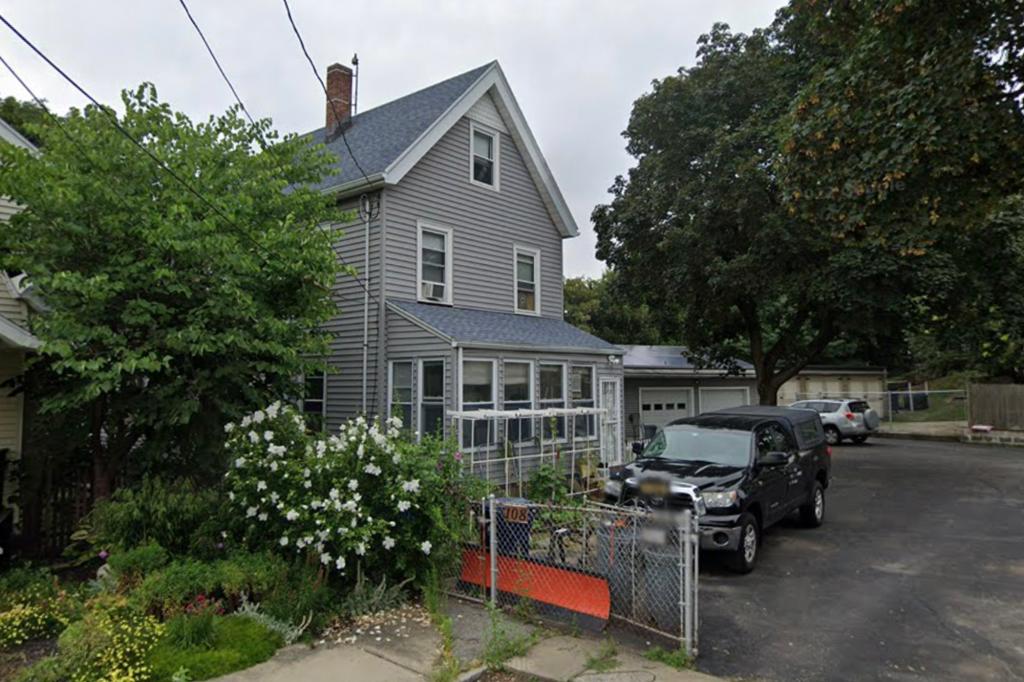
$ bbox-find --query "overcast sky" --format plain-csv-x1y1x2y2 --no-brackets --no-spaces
0,0,783,277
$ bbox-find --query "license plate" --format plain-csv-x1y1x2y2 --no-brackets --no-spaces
641,527,668,545
640,480,669,497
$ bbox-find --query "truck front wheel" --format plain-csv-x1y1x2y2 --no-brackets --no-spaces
728,513,760,574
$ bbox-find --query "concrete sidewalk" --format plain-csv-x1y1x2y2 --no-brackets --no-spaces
876,420,965,441
216,600,719,682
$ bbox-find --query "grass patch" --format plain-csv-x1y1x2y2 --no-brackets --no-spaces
482,606,537,671
584,638,618,672
890,394,967,423
149,615,282,682
644,645,694,670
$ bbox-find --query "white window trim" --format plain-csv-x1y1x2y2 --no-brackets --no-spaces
388,360,414,426
571,365,597,438
539,361,568,442
502,359,535,408
512,245,541,316
417,357,446,440
459,358,497,408
416,220,454,305
468,121,500,191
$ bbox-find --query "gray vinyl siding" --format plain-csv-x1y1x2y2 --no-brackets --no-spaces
324,196,383,430
383,116,565,318
384,309,454,435
623,376,760,440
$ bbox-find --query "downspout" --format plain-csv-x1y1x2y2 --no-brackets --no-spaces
358,194,378,414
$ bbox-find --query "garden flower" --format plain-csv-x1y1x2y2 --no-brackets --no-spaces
383,537,395,550
355,543,366,556
246,506,258,518
268,444,286,456
99,549,109,560
267,402,280,418
264,430,275,442
402,479,421,494
253,410,265,423
421,541,432,555
335,556,346,570
304,480,312,489
279,536,289,546
348,479,359,491
228,491,235,501
270,491,279,502
320,552,331,565
270,461,278,472
248,431,260,444
286,509,299,521
256,481,267,491
258,512,268,521
329,487,340,500
224,422,235,433
397,500,411,512
241,415,252,427
235,457,246,468
364,463,382,476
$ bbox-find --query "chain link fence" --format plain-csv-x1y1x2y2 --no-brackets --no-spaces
791,389,968,423
439,497,699,656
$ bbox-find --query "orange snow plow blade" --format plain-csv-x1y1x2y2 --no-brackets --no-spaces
459,548,610,625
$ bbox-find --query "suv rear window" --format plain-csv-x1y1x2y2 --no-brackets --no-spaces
848,401,870,413
821,402,842,413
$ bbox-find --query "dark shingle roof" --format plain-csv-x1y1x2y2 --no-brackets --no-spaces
389,300,620,352
620,345,753,371
304,63,492,193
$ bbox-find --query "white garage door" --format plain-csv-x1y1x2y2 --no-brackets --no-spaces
639,388,694,432
699,387,750,414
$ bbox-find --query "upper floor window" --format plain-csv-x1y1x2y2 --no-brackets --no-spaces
418,222,453,304
514,247,540,315
470,123,499,190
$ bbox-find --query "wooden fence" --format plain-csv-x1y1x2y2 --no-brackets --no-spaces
969,384,1024,431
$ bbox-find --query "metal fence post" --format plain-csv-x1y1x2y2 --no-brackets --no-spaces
488,495,498,607
682,509,693,656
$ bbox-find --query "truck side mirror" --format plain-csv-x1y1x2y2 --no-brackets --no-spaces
758,451,790,467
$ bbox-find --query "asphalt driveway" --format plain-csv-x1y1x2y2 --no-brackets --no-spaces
697,438,1024,681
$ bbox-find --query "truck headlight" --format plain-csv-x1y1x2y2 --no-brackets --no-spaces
604,479,623,498
701,490,739,509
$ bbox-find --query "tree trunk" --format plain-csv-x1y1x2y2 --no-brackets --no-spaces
757,375,781,405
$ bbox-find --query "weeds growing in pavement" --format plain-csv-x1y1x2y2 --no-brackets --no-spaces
644,644,694,669
584,638,619,672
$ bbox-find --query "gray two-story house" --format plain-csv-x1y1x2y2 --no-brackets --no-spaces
304,60,625,467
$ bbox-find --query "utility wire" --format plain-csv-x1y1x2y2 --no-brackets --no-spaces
176,0,256,127
280,0,375,189
171,0,379,305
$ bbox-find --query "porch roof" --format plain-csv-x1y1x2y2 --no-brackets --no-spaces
388,300,621,354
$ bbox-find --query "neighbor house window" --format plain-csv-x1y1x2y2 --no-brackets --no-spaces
389,361,413,429
470,123,498,189
539,363,566,439
504,361,533,441
303,371,327,431
571,366,596,438
461,359,495,446
419,359,445,439
514,247,540,314
418,222,452,304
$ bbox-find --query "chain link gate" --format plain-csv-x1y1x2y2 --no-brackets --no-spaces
440,497,700,656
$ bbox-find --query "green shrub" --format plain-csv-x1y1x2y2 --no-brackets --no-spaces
338,565,409,619
13,656,66,682
0,568,82,649
133,559,221,617
149,616,282,682
87,477,225,556
56,595,164,681
107,541,170,587
166,611,217,650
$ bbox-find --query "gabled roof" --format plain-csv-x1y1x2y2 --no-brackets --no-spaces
621,345,753,373
388,300,620,354
0,117,36,151
305,61,578,237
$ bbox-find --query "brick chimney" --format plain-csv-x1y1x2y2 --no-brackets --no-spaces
325,63,353,134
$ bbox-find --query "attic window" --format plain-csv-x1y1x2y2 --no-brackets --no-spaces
470,123,498,189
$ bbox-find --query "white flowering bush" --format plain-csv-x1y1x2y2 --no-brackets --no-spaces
222,403,486,585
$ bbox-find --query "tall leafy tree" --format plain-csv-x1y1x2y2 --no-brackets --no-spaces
564,272,671,345
595,2,1024,403
0,84,344,498
0,95,52,146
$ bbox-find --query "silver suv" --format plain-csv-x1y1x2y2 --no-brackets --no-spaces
789,399,881,445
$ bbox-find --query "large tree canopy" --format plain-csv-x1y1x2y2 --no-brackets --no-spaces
564,271,670,346
594,1,1024,402
0,84,344,498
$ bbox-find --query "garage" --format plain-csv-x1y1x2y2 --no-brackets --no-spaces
638,387,693,431
698,387,750,414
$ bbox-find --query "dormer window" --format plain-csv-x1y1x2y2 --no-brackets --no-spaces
417,222,453,304
514,246,540,315
470,122,499,189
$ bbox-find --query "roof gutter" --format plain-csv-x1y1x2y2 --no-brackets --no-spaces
457,341,622,356
320,172,388,199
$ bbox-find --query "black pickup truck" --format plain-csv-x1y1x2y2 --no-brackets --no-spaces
605,406,831,573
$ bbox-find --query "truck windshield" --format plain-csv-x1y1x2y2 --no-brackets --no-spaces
640,426,751,467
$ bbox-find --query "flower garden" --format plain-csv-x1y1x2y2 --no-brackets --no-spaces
0,404,489,682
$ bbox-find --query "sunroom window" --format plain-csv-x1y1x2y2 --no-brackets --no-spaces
504,361,533,441
420,359,445,438
539,363,566,439
461,359,495,446
389,362,413,429
571,366,596,437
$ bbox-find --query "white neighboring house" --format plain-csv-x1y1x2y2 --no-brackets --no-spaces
0,117,42,534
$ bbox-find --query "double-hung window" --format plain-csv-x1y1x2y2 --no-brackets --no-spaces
302,371,327,432
503,361,533,442
514,247,540,314
419,359,445,439
539,363,566,439
418,223,452,304
571,366,596,438
389,361,413,430
461,359,495,446
470,123,498,189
